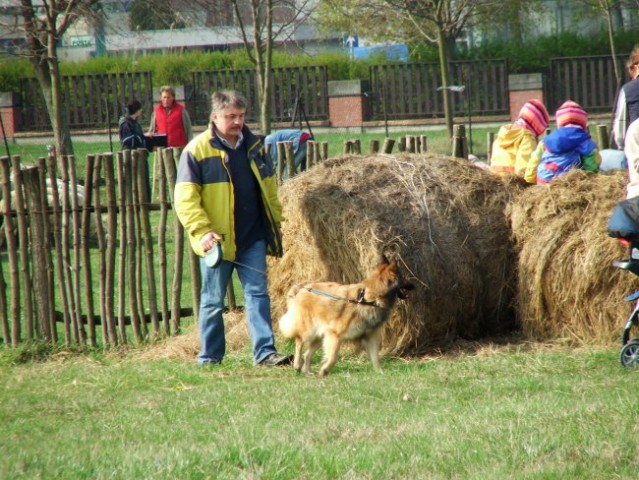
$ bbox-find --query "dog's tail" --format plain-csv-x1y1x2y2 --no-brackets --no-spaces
279,284,304,338
278,311,294,338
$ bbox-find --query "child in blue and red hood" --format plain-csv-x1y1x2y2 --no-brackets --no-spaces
526,100,600,185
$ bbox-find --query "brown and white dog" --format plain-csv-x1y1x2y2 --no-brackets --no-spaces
278,257,414,376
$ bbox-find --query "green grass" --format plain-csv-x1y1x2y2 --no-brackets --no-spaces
1,344,637,479
4,126,495,168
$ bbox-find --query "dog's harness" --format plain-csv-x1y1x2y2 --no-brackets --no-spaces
304,287,381,308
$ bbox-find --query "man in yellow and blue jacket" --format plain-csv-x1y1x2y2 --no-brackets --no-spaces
174,90,291,368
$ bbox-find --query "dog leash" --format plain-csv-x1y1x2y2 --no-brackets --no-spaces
212,259,382,309
228,260,268,276
304,287,379,307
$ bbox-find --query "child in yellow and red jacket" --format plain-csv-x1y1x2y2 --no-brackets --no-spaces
490,99,549,179
525,100,600,185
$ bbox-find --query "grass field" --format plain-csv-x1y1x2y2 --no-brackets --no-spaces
1,340,637,479
4,126,496,168
7,124,631,479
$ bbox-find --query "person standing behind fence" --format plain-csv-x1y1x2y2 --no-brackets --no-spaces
118,100,150,150
148,85,193,148
173,89,292,368
613,46,639,150
264,129,313,178
526,100,600,185
490,99,549,180
119,100,152,200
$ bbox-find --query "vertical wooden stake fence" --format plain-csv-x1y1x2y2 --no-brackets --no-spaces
157,149,170,335
37,157,56,343
22,166,51,340
161,147,190,333
12,156,33,340
0,148,201,348
103,152,119,345
81,156,96,346
47,154,71,345
1,157,20,346
92,154,109,345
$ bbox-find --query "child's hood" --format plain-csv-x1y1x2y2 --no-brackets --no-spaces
544,127,593,154
496,124,533,148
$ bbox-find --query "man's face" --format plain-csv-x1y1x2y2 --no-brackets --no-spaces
161,92,175,109
212,105,246,143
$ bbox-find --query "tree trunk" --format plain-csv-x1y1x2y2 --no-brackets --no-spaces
47,35,74,157
31,39,75,157
253,0,273,134
437,26,454,138
604,6,621,88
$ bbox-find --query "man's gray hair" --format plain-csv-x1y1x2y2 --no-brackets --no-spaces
211,90,248,114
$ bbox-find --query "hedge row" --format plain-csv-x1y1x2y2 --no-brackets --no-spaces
1,29,638,92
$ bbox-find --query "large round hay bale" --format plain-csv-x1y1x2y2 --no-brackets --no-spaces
269,153,520,354
508,169,631,343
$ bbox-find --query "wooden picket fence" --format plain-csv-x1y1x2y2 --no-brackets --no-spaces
0,147,205,348
0,133,454,348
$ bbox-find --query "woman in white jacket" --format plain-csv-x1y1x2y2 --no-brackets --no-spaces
624,118,639,198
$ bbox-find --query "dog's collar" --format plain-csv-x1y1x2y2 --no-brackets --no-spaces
305,287,380,307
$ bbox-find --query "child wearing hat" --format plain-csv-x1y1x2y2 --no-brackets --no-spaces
490,99,549,179
526,100,600,185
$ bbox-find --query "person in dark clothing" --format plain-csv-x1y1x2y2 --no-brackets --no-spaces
613,46,639,149
118,100,150,150
119,100,152,200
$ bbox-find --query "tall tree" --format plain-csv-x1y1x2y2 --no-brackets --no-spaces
575,0,628,87
186,0,315,134
129,0,187,31
15,0,101,156
319,0,497,138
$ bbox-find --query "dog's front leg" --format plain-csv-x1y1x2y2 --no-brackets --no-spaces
361,330,383,372
293,338,304,372
319,334,341,377
303,337,322,375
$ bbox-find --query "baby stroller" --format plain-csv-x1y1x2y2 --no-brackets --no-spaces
608,197,639,367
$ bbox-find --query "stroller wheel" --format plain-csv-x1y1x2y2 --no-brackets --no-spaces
620,340,639,368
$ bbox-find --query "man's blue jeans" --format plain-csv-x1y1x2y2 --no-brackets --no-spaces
197,239,277,365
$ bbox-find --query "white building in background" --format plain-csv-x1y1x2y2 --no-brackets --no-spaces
463,0,639,49
0,0,334,61
1,0,639,62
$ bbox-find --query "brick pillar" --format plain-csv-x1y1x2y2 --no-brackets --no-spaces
328,80,370,128
0,92,21,143
508,74,545,121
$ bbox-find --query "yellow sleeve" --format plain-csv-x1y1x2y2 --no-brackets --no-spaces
524,142,544,184
174,182,213,246
263,175,284,225
514,134,538,179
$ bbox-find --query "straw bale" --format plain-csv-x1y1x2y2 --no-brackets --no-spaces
135,310,249,361
269,153,520,354
508,169,631,343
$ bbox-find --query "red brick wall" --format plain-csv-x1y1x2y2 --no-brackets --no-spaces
509,89,544,122
0,107,17,138
329,96,366,127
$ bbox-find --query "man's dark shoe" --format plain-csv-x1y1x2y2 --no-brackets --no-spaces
258,353,293,367
199,359,222,369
